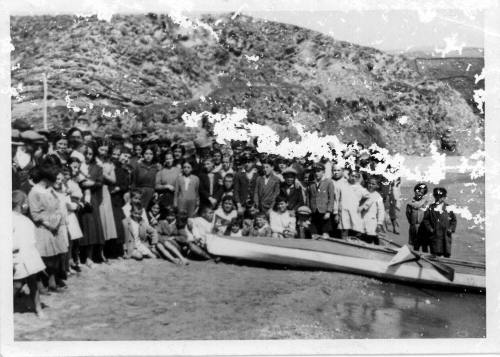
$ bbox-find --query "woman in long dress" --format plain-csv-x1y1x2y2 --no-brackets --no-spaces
109,146,131,258
78,144,106,267
174,161,200,218
96,140,118,260
155,151,180,208
132,146,158,209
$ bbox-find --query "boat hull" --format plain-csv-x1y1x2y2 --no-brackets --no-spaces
205,235,485,292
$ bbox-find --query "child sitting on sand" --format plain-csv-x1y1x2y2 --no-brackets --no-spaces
185,206,216,260
295,206,313,239
123,189,148,222
224,216,244,237
249,211,272,237
123,204,157,260
214,194,238,235
146,200,162,229
156,206,190,265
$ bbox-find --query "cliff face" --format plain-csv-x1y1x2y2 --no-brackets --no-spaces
10,13,484,154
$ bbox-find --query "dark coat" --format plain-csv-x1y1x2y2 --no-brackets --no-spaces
280,184,304,211
198,172,223,208
306,178,335,214
233,170,258,206
254,174,280,212
421,202,457,257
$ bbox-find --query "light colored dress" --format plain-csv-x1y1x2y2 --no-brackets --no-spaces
28,184,66,257
53,188,71,252
359,191,385,236
66,179,83,240
99,161,118,240
12,212,46,280
338,182,369,233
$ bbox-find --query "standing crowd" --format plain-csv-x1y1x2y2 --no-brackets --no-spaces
11,119,457,318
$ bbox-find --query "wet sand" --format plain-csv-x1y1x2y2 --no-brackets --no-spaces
14,162,486,340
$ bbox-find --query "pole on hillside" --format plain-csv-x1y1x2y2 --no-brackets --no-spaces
42,73,48,130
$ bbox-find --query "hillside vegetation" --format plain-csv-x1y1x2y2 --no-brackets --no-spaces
10,14,484,154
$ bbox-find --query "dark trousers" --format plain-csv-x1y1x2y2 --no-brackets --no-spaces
311,210,332,235
361,234,380,245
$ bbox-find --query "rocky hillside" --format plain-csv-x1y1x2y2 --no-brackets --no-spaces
10,14,484,154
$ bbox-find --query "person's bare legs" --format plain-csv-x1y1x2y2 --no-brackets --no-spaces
187,243,213,260
27,275,45,318
85,245,95,267
163,241,189,265
155,243,180,264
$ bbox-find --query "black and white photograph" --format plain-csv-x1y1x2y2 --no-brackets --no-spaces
2,0,500,355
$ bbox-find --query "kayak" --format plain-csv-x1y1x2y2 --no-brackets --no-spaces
205,234,485,292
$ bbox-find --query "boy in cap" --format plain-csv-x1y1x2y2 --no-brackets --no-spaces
406,183,431,251
296,206,313,239
306,163,335,236
280,167,305,211
421,187,457,258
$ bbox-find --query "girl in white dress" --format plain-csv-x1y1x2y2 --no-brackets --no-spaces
12,190,46,318
359,177,385,245
338,171,370,238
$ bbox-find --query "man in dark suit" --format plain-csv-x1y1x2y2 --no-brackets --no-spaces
254,159,280,212
234,155,258,214
198,157,222,209
306,163,335,235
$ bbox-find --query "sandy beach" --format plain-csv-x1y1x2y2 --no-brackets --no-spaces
14,158,486,340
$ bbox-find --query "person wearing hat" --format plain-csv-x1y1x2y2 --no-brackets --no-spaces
306,163,335,236
406,183,432,252
12,129,24,191
280,167,305,211
296,205,313,239
421,187,457,258
13,131,42,194
12,118,33,132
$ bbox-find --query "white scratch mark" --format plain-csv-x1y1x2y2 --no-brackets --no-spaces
474,67,485,84
245,54,260,62
434,34,466,58
397,115,409,125
231,4,249,20
473,89,485,114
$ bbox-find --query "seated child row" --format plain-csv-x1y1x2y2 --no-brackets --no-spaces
124,190,319,262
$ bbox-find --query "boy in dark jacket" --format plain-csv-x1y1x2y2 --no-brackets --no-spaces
421,187,457,258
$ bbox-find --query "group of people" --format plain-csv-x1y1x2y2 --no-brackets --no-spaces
11,118,457,318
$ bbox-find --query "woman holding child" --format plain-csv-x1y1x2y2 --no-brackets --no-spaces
78,144,106,267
